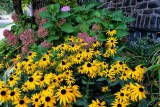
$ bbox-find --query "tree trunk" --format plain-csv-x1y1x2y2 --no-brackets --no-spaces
12,0,23,15
32,0,53,12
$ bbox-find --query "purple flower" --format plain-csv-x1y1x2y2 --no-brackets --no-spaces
61,6,70,12
38,27,49,38
41,40,51,48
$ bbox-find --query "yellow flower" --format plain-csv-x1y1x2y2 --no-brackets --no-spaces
102,86,109,93
0,88,9,102
111,99,129,107
114,90,129,103
0,62,3,69
8,88,21,101
38,56,50,69
8,75,20,87
27,51,37,59
56,86,74,105
89,99,106,107
106,46,117,56
106,29,117,36
31,93,41,107
65,77,76,86
106,37,118,47
41,92,56,107
130,83,146,101
14,96,30,107
82,62,97,74
57,59,72,71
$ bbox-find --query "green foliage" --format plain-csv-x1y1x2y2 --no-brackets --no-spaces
52,0,77,7
0,0,13,13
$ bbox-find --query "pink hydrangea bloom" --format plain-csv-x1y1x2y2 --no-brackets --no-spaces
77,32,96,48
20,29,35,45
3,29,10,38
41,40,51,48
7,35,19,46
21,45,28,54
38,27,49,38
61,6,70,12
11,13,19,22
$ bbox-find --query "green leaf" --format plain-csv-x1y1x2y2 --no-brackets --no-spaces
86,3,98,10
11,25,17,31
124,17,135,23
76,16,83,23
95,11,101,17
89,30,96,36
97,34,106,41
42,22,53,28
116,23,127,29
89,18,102,23
38,11,51,18
80,23,89,32
102,22,109,28
54,3,60,13
101,8,109,16
58,12,71,18
47,35,59,42
114,57,126,61
96,78,107,81
112,17,122,21
61,23,74,33
116,30,129,38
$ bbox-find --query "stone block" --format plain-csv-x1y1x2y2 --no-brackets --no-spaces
137,15,141,28
150,16,157,28
126,7,132,12
156,17,160,29
148,1,160,8
137,0,143,2
140,15,146,28
131,0,136,5
144,16,150,28
155,9,160,14
143,9,153,14
124,0,130,6
136,2,147,9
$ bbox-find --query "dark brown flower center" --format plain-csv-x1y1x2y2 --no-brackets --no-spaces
62,61,65,65
43,58,46,61
87,63,91,67
118,104,122,107
45,97,50,102
139,88,144,92
41,77,44,81
9,77,13,81
123,73,126,76
29,53,32,56
61,89,66,94
119,62,123,65
19,100,24,105
111,40,113,42
1,91,6,96
29,77,33,82
86,49,89,52
120,93,124,96
10,92,15,96
35,98,38,102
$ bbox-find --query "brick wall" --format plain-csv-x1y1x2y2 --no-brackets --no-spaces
78,0,160,42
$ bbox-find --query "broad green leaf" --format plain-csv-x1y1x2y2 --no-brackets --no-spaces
54,3,60,13
102,22,109,28
42,22,53,28
86,3,98,10
114,57,126,61
47,35,59,42
58,12,71,18
61,23,74,33
112,17,122,21
38,11,51,18
95,10,101,17
76,16,83,23
81,23,89,32
89,30,96,36
97,34,106,41
96,78,107,81
116,30,129,38
116,23,127,29
89,18,102,23
101,8,109,16
124,17,135,23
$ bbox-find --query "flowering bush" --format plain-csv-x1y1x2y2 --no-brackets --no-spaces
0,2,150,107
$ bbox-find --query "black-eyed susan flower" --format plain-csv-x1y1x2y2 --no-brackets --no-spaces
89,99,106,107
114,90,129,103
21,83,29,92
8,88,21,101
111,99,129,107
82,62,97,74
92,41,101,48
106,37,118,47
31,93,41,107
14,96,30,107
106,29,117,36
0,62,3,69
102,86,109,93
106,46,117,56
38,56,50,69
130,83,146,101
27,51,37,59
56,86,73,105
25,72,41,90
0,88,9,102
41,92,56,107
8,75,20,87
57,59,72,71
65,77,76,86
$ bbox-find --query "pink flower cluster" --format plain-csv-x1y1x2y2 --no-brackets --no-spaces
38,27,49,38
77,32,96,47
11,13,19,22
20,29,35,45
3,30,19,46
21,45,28,54
41,40,51,48
61,6,71,12
34,7,48,26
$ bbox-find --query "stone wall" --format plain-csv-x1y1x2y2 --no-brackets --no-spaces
78,0,160,42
